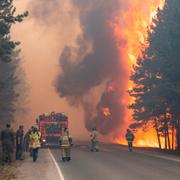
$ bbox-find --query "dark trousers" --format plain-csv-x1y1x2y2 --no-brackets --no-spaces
128,141,133,151
16,144,23,160
32,148,39,162
2,143,13,163
61,146,71,161
29,148,32,157
91,140,99,151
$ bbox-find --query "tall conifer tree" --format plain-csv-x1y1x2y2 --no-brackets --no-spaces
129,0,180,151
0,0,28,125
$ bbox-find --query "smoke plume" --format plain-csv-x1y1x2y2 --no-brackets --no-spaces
55,0,128,135
29,0,129,135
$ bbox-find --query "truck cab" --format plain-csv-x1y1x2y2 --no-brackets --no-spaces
37,112,68,147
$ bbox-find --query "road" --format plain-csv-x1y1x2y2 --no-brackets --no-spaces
49,143,180,180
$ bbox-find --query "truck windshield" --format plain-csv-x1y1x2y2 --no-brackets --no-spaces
45,124,61,134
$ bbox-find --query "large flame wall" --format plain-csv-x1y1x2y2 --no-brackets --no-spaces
113,0,165,147
14,0,166,145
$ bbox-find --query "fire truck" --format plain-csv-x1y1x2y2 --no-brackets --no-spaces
36,112,68,147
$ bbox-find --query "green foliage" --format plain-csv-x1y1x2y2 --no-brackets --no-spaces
0,0,28,125
0,0,28,62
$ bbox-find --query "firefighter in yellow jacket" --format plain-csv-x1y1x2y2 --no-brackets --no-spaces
60,128,72,162
29,127,41,162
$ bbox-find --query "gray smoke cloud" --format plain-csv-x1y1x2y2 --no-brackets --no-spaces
55,0,128,135
29,0,129,135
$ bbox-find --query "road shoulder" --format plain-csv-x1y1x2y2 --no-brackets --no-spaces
14,149,62,180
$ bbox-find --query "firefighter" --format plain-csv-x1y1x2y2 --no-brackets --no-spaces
90,127,99,152
60,128,72,162
0,124,15,164
28,126,34,157
16,125,24,160
23,130,30,152
125,129,135,152
29,127,41,162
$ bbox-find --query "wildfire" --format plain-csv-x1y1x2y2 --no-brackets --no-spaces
132,126,159,148
114,124,163,148
112,0,165,147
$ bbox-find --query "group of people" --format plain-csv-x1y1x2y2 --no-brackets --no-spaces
0,124,25,164
0,124,42,164
89,128,135,152
0,123,135,165
33,127,134,161
0,124,73,164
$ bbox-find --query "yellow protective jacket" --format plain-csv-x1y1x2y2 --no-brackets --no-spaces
60,132,72,147
29,131,41,149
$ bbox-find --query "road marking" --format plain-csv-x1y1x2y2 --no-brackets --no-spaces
48,149,65,180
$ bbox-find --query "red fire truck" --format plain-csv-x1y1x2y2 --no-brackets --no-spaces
36,112,68,147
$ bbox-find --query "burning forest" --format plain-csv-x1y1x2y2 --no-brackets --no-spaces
129,0,180,151
13,0,180,151
2,1,180,179
54,0,172,148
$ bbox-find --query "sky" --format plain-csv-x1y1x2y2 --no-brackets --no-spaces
12,0,89,140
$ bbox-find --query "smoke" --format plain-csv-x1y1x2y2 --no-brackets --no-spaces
27,0,129,136
55,0,129,135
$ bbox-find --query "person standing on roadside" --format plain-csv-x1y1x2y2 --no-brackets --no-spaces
16,125,24,160
125,129,135,152
60,128,73,162
90,127,99,152
0,124,15,164
23,129,31,152
28,126,34,157
29,127,41,162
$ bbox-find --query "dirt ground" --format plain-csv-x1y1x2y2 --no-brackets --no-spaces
0,144,20,180
0,163,19,180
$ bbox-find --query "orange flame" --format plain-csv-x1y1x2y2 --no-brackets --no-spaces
115,128,160,147
102,107,111,117
112,0,165,147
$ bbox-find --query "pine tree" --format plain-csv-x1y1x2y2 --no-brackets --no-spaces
129,0,180,152
0,0,28,126
0,0,28,62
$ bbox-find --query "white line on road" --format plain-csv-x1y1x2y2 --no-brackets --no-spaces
48,149,65,180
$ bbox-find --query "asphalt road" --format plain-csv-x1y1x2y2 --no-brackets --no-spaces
50,143,180,180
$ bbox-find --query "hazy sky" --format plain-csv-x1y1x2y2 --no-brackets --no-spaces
12,0,89,140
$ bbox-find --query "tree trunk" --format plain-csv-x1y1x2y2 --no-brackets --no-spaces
167,127,171,150
172,122,174,151
164,114,170,150
154,119,161,149
164,129,167,150
176,120,180,153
